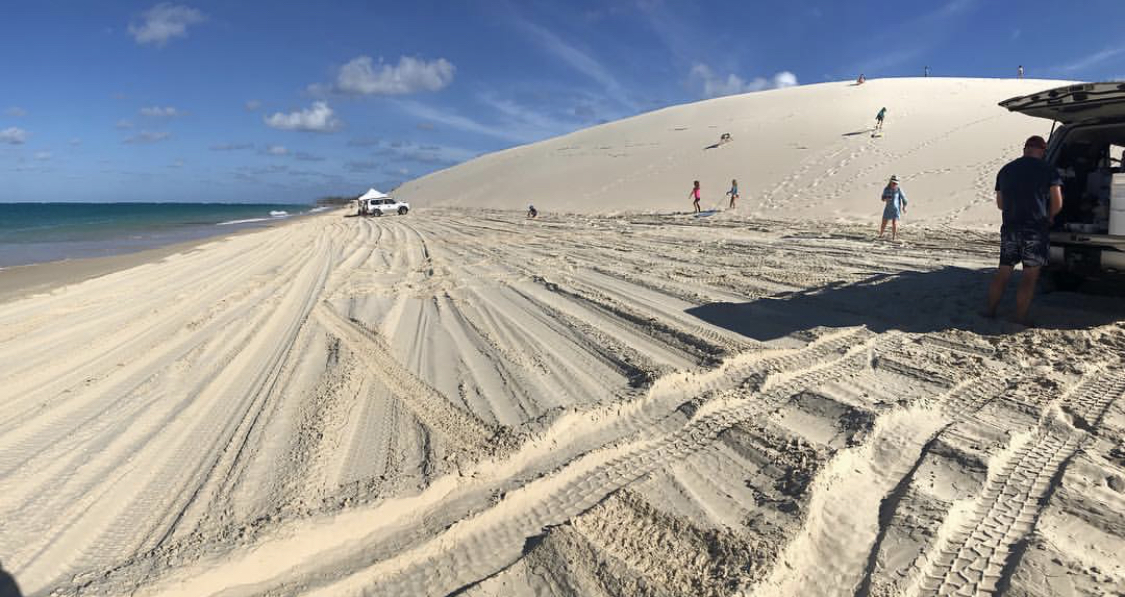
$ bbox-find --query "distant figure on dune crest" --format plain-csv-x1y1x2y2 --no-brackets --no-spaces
856,73,866,85
924,65,930,77
986,135,1063,325
720,132,731,144
875,107,887,131
527,204,538,218
878,175,907,240
690,180,702,213
726,179,739,209
1018,65,1024,79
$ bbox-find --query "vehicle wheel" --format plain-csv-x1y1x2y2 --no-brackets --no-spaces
398,206,409,215
373,209,383,217
1046,270,1084,292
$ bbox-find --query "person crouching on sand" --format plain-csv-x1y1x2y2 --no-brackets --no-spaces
726,179,739,209
527,204,538,218
878,175,908,240
690,180,702,213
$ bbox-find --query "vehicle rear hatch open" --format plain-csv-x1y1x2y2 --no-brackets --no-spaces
1000,82,1125,123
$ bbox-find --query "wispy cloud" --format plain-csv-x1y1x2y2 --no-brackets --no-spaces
509,16,636,111
264,101,342,133
689,64,798,98
245,99,261,112
123,130,171,144
294,151,324,161
34,151,52,161
210,142,254,151
116,119,135,130
140,105,182,118
326,56,455,95
69,138,82,146
264,145,289,156
395,99,531,143
345,160,381,173
0,127,27,144
5,107,26,117
476,92,576,138
1055,46,1125,74
848,0,978,75
129,3,206,47
347,137,381,147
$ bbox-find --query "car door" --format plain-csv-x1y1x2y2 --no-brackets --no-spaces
1000,82,1125,124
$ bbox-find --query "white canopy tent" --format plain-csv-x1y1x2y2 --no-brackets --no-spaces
357,188,388,201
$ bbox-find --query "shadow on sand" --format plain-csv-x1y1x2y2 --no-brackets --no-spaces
842,129,874,137
0,562,22,597
687,267,1125,342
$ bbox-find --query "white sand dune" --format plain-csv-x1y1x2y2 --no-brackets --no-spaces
400,78,1070,227
2,77,1125,597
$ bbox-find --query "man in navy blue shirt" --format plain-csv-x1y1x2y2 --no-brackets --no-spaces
986,135,1063,325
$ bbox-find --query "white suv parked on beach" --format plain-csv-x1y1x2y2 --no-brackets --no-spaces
366,197,410,216
1000,82,1125,288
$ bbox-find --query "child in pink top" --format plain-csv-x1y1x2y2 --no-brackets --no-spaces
690,180,701,213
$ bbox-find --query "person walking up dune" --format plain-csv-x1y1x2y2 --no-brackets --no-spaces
986,135,1063,325
690,180,702,213
726,179,739,209
875,107,887,131
878,175,907,240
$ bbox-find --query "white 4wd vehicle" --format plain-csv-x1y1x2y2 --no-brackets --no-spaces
1001,82,1125,288
366,197,410,216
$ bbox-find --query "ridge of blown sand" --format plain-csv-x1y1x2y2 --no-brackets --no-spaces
399,77,1072,227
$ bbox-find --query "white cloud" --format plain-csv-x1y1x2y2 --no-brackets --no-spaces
245,99,261,111
123,130,171,144
129,3,206,47
333,56,455,95
264,101,342,132
69,138,82,146
265,145,288,156
116,119,135,129
34,151,52,161
5,107,26,117
689,64,799,98
140,105,181,118
0,127,27,144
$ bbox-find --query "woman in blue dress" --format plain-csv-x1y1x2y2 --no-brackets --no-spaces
878,175,907,240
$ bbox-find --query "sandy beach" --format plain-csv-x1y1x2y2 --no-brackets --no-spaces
3,78,1125,597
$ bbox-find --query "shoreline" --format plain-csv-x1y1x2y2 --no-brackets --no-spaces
0,207,346,303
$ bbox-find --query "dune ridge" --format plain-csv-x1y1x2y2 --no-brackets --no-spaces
401,78,1071,227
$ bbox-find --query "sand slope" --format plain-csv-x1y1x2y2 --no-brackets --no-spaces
2,209,1124,596
399,78,1072,227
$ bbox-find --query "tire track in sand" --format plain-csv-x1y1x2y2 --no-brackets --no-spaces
313,302,506,459
907,366,1125,597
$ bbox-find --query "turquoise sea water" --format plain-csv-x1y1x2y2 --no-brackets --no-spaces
0,203,321,267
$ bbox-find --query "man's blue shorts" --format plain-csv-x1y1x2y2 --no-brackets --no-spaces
999,227,1049,268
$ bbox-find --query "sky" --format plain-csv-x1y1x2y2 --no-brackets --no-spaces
2,0,1125,203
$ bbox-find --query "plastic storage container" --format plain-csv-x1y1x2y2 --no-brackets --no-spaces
1111,173,1125,236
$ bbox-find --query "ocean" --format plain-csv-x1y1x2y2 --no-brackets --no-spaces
0,203,324,268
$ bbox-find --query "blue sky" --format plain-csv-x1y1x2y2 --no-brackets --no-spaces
2,0,1124,203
